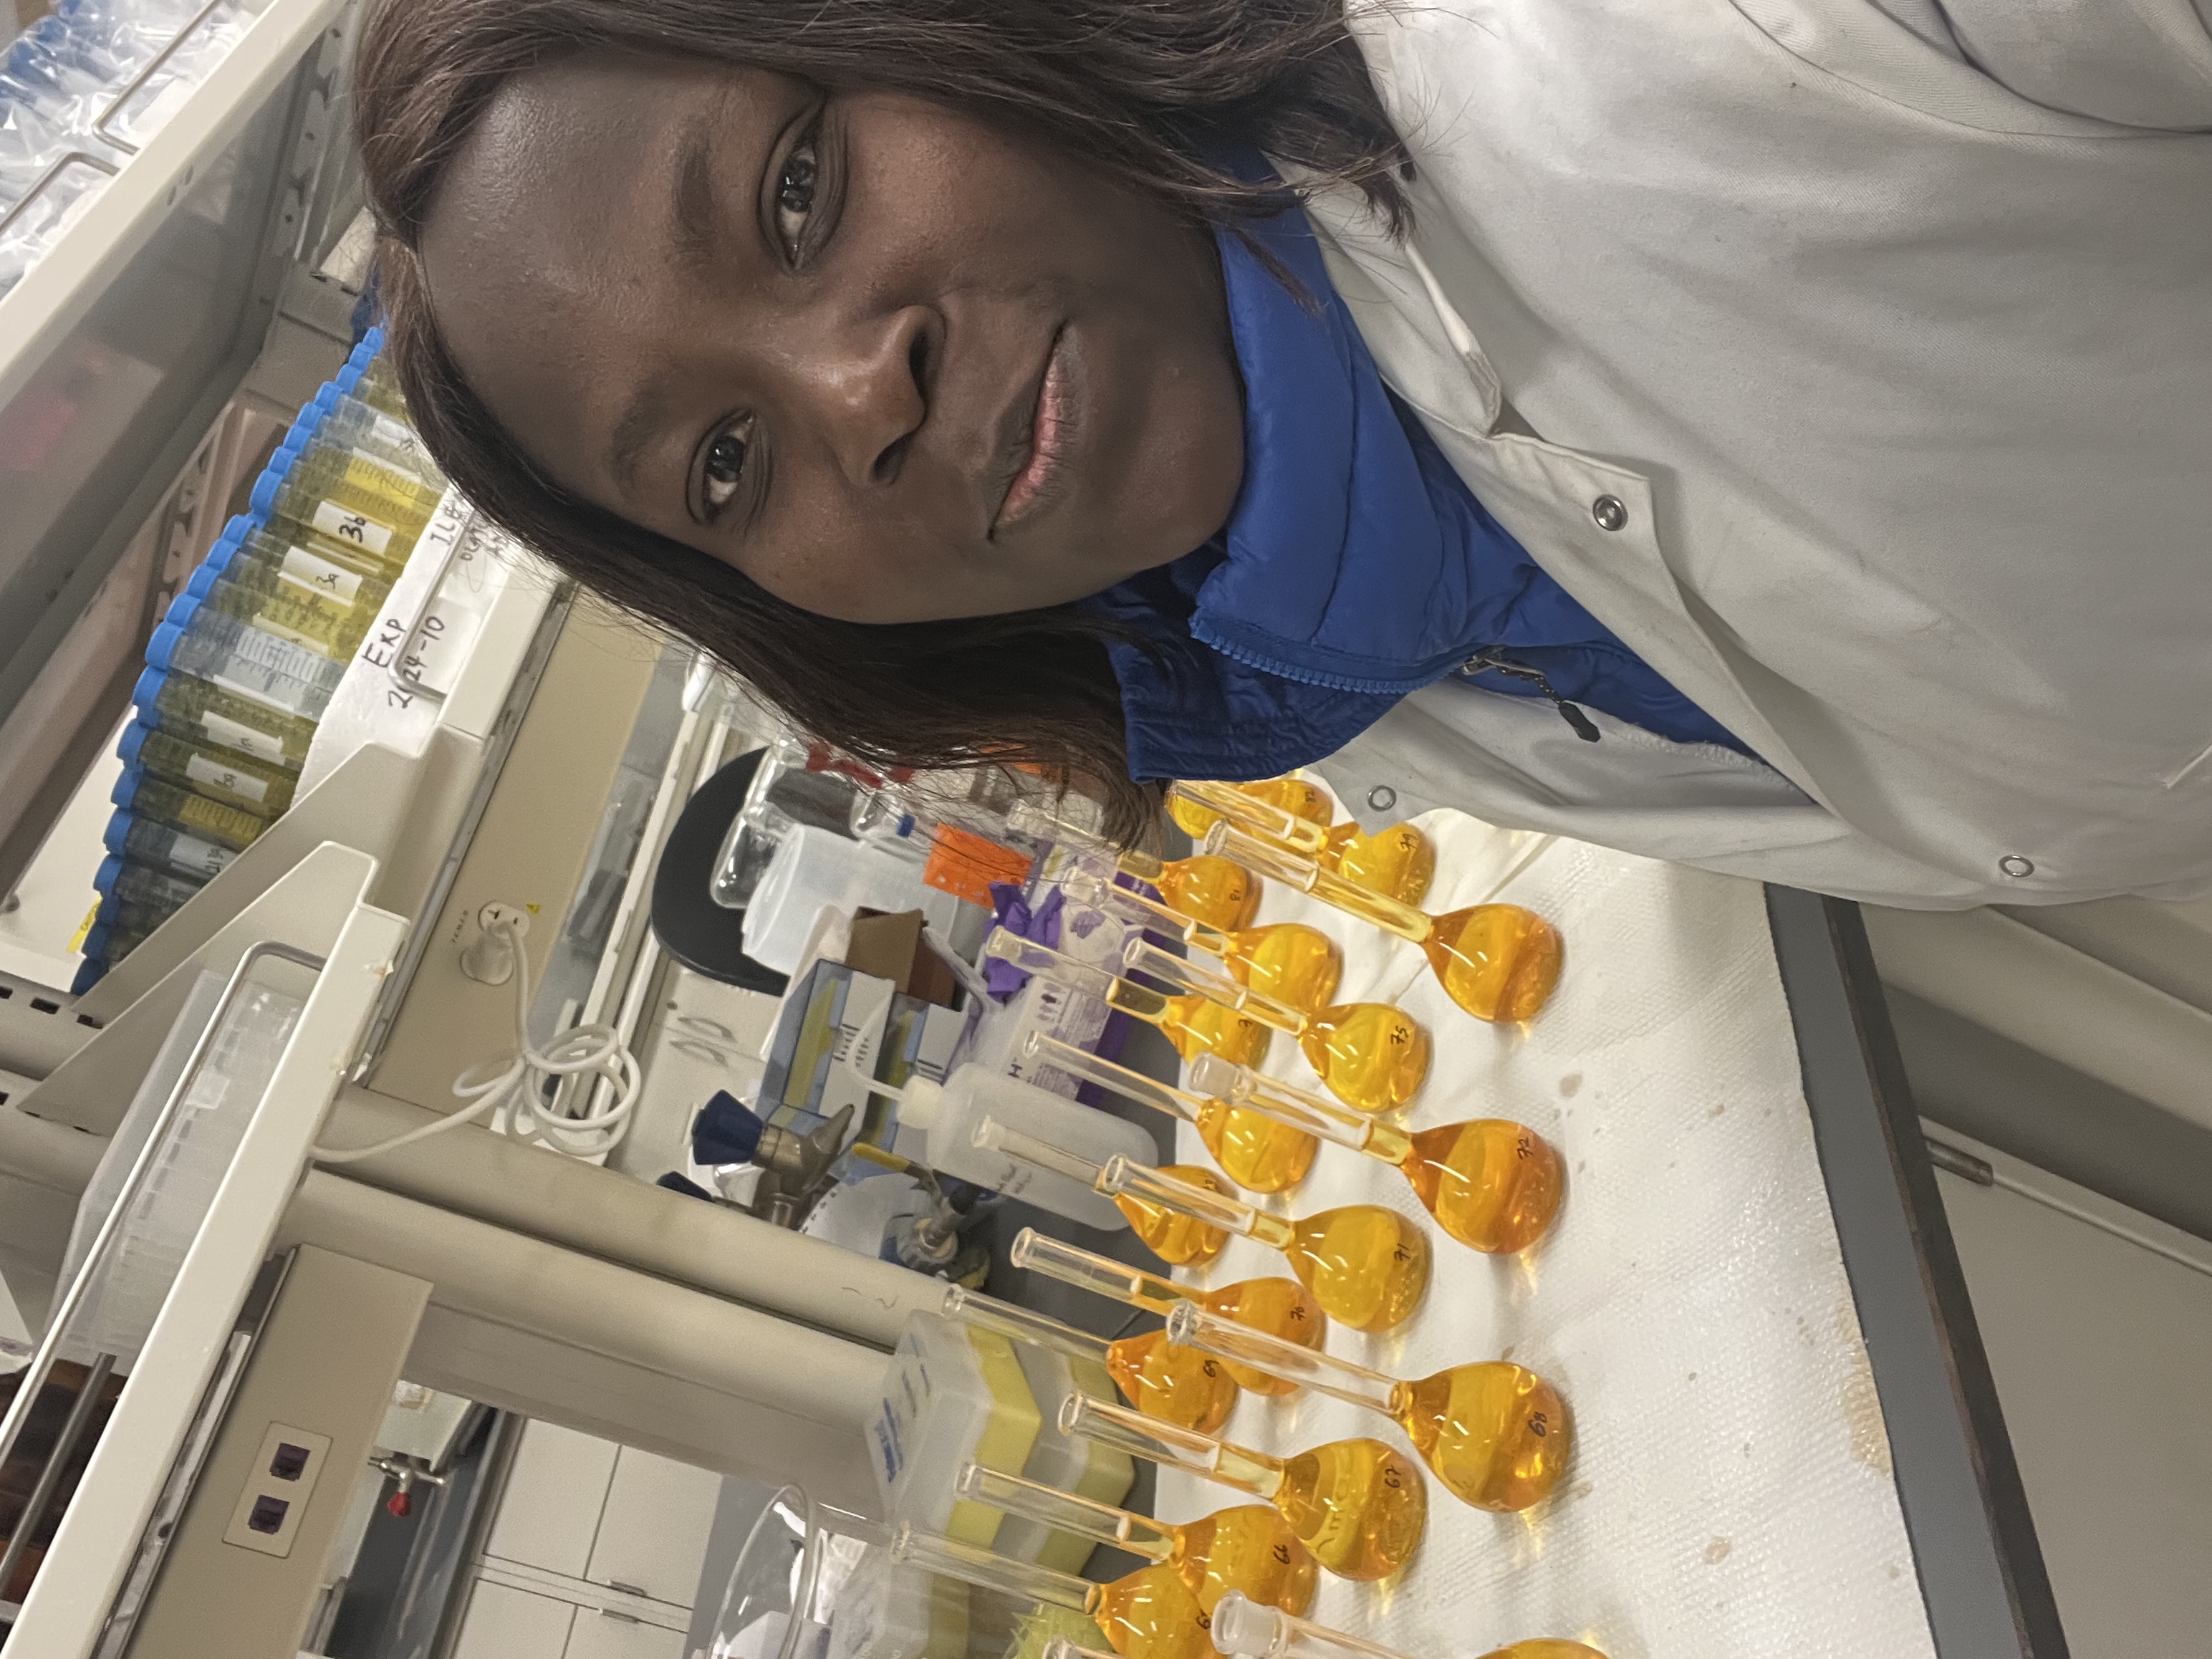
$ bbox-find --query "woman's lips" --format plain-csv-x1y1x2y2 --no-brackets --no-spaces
993,328,1069,534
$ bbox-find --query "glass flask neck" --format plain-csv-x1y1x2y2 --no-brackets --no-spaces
1164,1303,1400,1415
1060,867,1227,956
1209,1594,1420,1659
1024,1032,1208,1130
1119,936,1304,1032
890,1522,1095,1613
941,1285,1110,1365
1058,1393,1286,1501
1201,823,1431,944
1168,782,1330,856
1186,1055,1383,1153
976,1117,1110,1191
1100,1156,1281,1244
956,1461,1172,1561
1009,1226,1186,1317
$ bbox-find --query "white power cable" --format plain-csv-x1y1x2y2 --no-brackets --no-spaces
313,915,640,1165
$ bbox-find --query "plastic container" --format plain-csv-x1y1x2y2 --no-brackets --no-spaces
191,567,381,663
352,351,410,419
895,1064,1155,1234
710,1484,1029,1659
316,390,443,479
57,967,304,1372
147,594,347,721
119,721,295,818
111,766,268,853
133,666,315,772
79,920,149,967
1003,1342,1135,1572
870,1312,1043,1549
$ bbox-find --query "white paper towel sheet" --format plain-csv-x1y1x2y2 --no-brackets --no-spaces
1160,805,1938,1659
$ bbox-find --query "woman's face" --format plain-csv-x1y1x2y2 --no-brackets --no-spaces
419,53,1245,625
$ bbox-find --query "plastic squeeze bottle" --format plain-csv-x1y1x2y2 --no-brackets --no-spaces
890,1063,1158,1233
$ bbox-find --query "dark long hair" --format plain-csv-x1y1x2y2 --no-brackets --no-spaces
355,0,1410,840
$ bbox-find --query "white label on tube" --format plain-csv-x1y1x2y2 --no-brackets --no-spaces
277,544,363,605
370,412,420,458
249,614,336,658
210,671,311,716
185,752,269,806
311,499,395,556
200,709,285,764
168,832,235,880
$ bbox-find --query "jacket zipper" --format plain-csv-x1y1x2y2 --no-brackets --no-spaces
1460,648,1602,742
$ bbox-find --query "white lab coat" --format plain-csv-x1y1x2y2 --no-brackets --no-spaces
1301,0,2212,908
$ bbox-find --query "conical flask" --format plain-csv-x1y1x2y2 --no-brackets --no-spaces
1058,1393,1425,1583
983,932,1273,1069
942,1284,1237,1434
1165,779,1333,853
891,1524,1213,1659
1164,1304,1569,1512
1009,1226,1326,1397
1024,1031,1315,1193
1186,1054,1564,1254
1061,867,1342,1014
1209,1590,1608,1659
1203,823,1562,1024
978,1120,1430,1331
1008,801,1261,932
955,1461,1317,1616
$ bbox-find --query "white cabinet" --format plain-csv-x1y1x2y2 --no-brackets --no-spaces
587,1446,723,1607
452,1580,579,1659
486,1420,622,1577
564,1610,691,1659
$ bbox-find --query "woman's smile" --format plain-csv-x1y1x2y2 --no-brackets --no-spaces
994,324,1073,537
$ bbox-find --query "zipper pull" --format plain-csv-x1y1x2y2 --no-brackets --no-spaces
1461,648,1602,742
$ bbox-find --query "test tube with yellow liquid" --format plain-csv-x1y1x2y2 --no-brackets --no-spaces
893,1524,1213,1659
1059,1394,1425,1583
1166,777,1335,847
260,438,444,567
1185,1055,1564,1254
1008,801,1263,933
1208,1591,1608,1659
1022,1032,1315,1193
1059,867,1342,1014
943,1285,1238,1436
956,1463,1318,1617
1009,1228,1326,1397
1203,823,1563,1025
978,1121,1430,1332
1163,1305,1570,1514
984,932,1274,1070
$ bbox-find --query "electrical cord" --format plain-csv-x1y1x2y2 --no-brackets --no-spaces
313,915,640,1165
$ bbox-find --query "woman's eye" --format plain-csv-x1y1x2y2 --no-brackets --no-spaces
703,421,752,514
774,129,819,255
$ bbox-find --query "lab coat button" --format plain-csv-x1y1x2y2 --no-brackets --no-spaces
1367,785,1398,812
1592,494,1628,532
1998,854,2036,878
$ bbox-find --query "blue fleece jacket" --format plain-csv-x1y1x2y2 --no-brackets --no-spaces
1083,196,1743,783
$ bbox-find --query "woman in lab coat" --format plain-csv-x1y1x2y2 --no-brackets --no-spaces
353,0,2212,909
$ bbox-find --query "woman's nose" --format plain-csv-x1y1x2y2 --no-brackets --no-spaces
801,304,935,489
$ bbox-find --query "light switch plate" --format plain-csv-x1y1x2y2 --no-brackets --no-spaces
221,1421,334,1558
